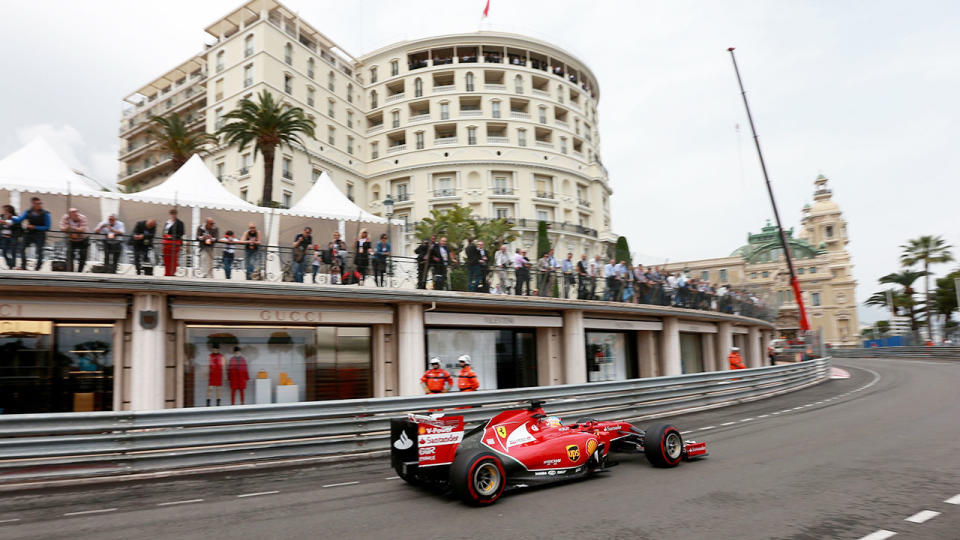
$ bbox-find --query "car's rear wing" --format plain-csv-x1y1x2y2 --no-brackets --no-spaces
391,414,465,471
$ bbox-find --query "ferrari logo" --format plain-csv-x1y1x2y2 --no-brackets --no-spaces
495,425,508,439
566,444,581,462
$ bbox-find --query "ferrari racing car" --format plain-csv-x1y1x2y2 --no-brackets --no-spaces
390,400,707,505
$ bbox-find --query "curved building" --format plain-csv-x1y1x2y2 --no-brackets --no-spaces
117,0,615,256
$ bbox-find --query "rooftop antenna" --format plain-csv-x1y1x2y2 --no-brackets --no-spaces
727,47,809,332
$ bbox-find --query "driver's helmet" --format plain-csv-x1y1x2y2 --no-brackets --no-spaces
544,416,562,428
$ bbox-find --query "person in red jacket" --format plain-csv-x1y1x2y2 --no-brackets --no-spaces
456,355,480,392
227,346,250,405
728,346,747,370
421,357,452,394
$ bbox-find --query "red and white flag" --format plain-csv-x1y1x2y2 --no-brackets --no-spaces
482,0,490,18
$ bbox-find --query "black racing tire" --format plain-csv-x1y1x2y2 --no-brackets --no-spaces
395,464,420,486
450,451,506,505
644,424,684,468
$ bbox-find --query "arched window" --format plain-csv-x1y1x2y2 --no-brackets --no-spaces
414,78,423,97
215,50,225,73
244,34,254,58
370,90,378,108
307,58,314,78
327,71,335,91
514,74,523,94
284,43,293,65
465,72,474,92
557,85,564,103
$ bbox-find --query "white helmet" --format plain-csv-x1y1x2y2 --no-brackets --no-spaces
429,357,441,366
457,354,471,365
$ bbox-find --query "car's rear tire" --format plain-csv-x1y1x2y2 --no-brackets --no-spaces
395,464,419,486
644,424,684,468
450,451,506,505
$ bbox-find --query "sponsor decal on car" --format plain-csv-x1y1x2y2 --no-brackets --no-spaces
542,458,561,466
419,446,436,456
486,438,496,445
586,439,598,456
603,425,622,431
419,432,464,446
530,424,539,432
495,425,508,439
393,431,413,450
566,444,581,462
506,424,536,448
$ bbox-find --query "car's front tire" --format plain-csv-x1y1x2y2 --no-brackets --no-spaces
644,424,684,468
450,451,506,505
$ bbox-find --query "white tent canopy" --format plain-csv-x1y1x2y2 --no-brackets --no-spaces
285,171,385,223
119,154,259,212
0,137,104,196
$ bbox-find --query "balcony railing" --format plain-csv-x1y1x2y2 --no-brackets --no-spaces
433,58,454,66
535,191,555,199
535,140,553,148
511,111,530,120
433,188,457,197
282,171,293,180
409,113,430,122
578,199,591,207
386,92,405,103
532,88,550,97
484,84,506,91
239,167,250,176
409,60,428,70
555,120,569,128
433,84,456,92
487,136,509,144
394,192,411,202
435,136,458,145
387,144,406,153
492,187,514,195
366,123,384,134
460,109,482,117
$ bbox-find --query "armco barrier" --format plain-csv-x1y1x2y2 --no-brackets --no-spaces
0,359,829,485
831,347,960,359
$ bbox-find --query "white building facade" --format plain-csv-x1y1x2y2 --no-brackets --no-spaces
118,0,615,256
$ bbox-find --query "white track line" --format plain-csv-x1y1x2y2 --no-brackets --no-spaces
740,418,754,422
0,518,21,524
858,530,896,540
945,494,960,504
237,491,279,498
720,421,736,426
322,481,359,488
384,476,400,480
680,430,692,435
63,508,117,517
699,425,716,431
157,499,204,506
904,510,940,524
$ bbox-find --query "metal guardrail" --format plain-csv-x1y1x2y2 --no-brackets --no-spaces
0,359,829,484
831,347,960,359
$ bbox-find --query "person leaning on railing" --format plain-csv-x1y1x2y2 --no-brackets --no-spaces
196,217,219,279
93,214,125,274
1,204,22,270
513,248,531,296
130,218,156,275
240,222,261,280
493,244,512,295
219,230,237,279
10,197,50,271
373,233,390,287
59,207,89,273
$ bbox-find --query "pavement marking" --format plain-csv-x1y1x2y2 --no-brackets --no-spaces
63,508,117,517
858,530,897,540
322,481,359,488
0,518,21,524
758,414,769,418
945,494,960,504
157,499,204,506
720,422,736,426
792,407,804,411
739,418,754,422
237,491,279,498
699,425,716,431
904,510,940,524
384,476,400,480
680,430,692,435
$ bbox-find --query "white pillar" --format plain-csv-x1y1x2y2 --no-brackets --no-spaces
761,330,772,366
265,210,281,280
397,303,425,396
637,330,658,378
562,310,586,384
717,322,733,371
536,327,563,386
130,293,167,410
747,327,761,368
660,316,681,376
190,206,201,277
702,333,716,372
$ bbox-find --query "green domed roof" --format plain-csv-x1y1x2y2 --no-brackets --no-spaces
730,222,825,262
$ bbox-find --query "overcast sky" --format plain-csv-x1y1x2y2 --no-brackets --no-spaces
1,0,958,325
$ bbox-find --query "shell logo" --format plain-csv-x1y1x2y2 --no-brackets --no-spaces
586,439,598,456
418,426,426,435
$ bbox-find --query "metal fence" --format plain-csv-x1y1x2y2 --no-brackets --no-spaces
0,359,829,484
831,347,960,359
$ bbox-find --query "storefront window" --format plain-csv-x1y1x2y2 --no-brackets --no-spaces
0,321,114,414
679,332,704,374
427,328,537,390
586,331,637,382
184,325,371,407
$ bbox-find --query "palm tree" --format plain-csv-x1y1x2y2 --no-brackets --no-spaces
878,270,926,332
216,90,316,206
900,236,954,339
146,113,218,169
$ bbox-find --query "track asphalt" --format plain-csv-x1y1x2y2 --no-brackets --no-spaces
0,356,957,540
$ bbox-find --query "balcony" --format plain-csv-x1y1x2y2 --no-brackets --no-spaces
484,84,506,91
555,120,569,128
433,188,457,197
487,136,509,144
433,84,456,93
460,109,482,117
492,187,514,195
386,92,405,103
282,171,293,181
408,113,430,122
366,123,384,134
578,199,591,207
510,111,530,120
394,192,411,202
535,191,555,199
535,141,553,149
239,167,250,177
435,136,458,145
409,60,428,70
387,144,406,154
532,88,550,97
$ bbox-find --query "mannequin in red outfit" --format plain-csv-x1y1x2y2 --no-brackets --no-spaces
207,345,225,406
228,346,250,405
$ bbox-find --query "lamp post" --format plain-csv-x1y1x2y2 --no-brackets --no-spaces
383,194,395,277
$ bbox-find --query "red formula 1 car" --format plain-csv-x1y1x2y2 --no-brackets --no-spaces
390,400,707,505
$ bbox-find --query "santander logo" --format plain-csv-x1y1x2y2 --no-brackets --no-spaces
393,431,413,450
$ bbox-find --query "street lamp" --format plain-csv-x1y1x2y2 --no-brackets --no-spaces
383,194,395,277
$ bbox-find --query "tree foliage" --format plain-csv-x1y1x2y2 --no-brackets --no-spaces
933,269,960,320
216,90,316,206
614,236,631,265
900,235,954,339
536,220,551,259
146,113,219,169
414,206,516,260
